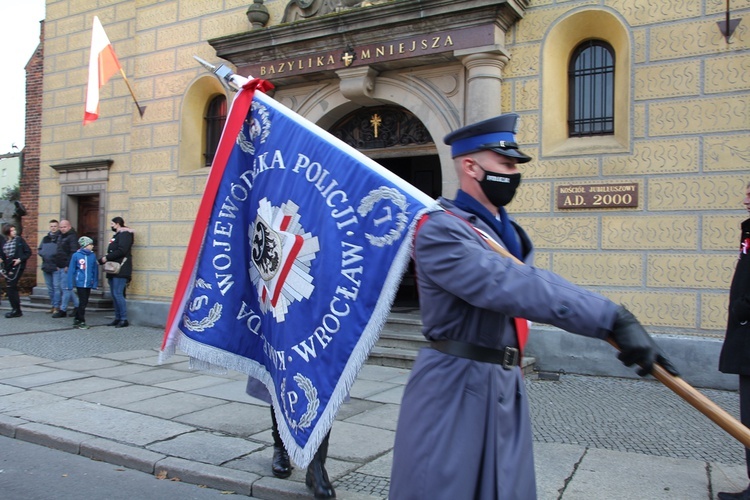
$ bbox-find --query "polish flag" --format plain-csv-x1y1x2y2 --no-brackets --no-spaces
83,16,122,124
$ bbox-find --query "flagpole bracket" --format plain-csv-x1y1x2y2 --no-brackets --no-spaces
194,55,249,93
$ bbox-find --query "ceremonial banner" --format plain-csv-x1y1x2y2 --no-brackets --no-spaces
161,79,437,466
84,16,122,124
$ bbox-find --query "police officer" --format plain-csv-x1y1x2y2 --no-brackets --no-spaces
389,114,678,499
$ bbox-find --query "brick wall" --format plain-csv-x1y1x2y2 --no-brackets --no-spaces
20,20,44,292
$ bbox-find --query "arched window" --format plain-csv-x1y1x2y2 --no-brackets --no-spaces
204,95,227,167
568,40,615,137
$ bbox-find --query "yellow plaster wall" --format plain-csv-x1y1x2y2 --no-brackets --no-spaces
38,0,749,338
504,0,750,336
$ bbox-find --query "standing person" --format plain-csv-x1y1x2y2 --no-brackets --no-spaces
1,224,32,318
0,226,6,306
717,181,750,500
38,219,61,313
245,378,336,498
52,219,79,318
68,236,99,330
99,216,133,328
388,114,678,500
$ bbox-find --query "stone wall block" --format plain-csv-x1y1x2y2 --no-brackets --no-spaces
554,253,642,286
602,216,697,250
530,157,598,180
647,254,735,289
635,61,700,100
701,292,730,331
649,175,747,211
603,138,698,176
649,96,747,136
609,0,701,26
519,216,598,249
605,291,697,328
704,134,750,171
508,182,549,213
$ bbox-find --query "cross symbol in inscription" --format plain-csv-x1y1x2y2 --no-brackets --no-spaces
341,51,355,67
370,113,382,138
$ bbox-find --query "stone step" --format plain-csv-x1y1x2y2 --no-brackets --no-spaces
23,285,114,312
375,329,429,351
368,311,536,374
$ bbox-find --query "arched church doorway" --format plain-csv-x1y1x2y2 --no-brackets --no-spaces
329,105,441,310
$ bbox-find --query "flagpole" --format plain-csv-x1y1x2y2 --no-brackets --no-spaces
119,68,146,117
474,223,750,448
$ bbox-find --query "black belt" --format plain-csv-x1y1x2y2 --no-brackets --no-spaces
430,339,521,369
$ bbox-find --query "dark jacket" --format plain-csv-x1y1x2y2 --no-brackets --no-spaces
101,227,134,279
719,218,750,376
1,235,32,277
54,229,79,269
38,231,60,273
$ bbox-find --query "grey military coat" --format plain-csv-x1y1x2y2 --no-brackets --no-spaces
389,198,620,500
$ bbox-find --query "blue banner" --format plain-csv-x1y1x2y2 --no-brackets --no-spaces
162,84,436,466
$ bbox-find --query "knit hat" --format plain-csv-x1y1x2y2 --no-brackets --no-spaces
78,236,94,248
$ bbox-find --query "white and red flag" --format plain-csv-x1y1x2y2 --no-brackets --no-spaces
83,16,122,124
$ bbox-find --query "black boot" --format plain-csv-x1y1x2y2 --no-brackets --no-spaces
5,309,22,318
306,432,335,498
270,408,292,478
718,484,750,500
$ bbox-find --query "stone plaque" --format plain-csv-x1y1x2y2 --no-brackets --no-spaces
557,183,638,209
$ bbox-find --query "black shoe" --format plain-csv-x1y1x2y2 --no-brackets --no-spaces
52,310,67,318
115,320,129,328
271,445,292,478
5,310,22,318
108,319,120,326
718,486,750,500
305,433,335,498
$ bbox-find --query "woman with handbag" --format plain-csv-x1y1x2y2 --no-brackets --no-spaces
99,217,133,328
1,224,32,318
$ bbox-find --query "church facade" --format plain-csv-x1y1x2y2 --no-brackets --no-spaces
37,0,748,344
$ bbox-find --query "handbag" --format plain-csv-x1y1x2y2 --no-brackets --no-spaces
103,257,127,274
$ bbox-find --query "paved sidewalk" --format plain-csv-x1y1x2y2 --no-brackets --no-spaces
0,308,747,499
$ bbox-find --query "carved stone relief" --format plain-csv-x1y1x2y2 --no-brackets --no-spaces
282,0,369,23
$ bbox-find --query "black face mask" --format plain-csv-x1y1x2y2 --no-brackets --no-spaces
111,226,117,232
475,162,521,207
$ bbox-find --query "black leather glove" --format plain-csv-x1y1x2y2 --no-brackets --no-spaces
609,306,679,377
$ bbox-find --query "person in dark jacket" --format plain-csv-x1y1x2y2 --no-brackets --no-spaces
99,216,133,328
1,224,32,318
0,228,4,305
389,114,678,500
38,219,61,313
717,181,750,500
52,219,79,318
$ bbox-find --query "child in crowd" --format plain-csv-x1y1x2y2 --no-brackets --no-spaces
68,236,98,329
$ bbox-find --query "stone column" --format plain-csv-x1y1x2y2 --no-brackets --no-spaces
457,50,510,125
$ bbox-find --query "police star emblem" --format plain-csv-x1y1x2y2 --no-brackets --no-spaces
249,198,320,322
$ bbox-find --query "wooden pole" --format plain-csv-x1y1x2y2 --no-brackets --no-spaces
471,222,750,448
119,68,146,118
607,338,750,448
